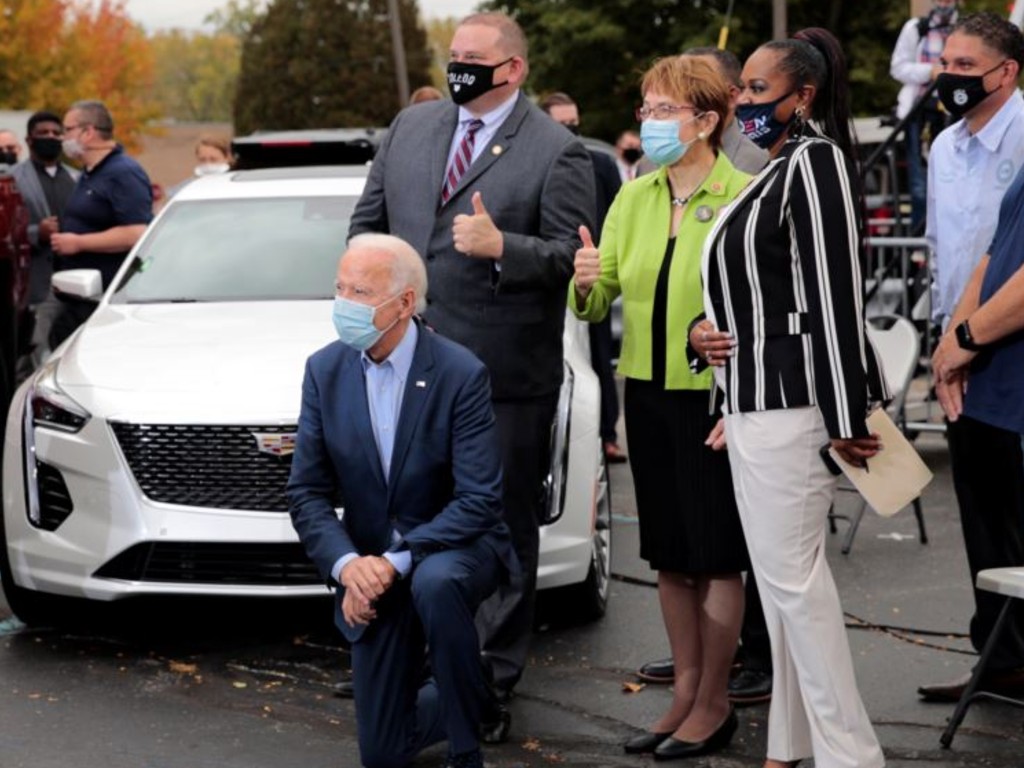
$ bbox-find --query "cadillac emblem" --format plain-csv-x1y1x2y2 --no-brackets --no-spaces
251,432,296,457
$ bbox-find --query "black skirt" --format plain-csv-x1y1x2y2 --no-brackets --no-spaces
624,380,750,574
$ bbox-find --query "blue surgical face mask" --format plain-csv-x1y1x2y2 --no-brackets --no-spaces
640,118,697,167
736,91,796,149
332,293,401,351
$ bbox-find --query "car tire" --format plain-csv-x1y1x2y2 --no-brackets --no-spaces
0,518,61,627
539,450,612,626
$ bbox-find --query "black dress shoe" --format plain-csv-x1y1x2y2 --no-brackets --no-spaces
623,730,672,754
652,708,737,761
636,657,674,683
444,748,484,768
918,667,1024,702
728,667,772,705
479,705,511,745
332,679,355,699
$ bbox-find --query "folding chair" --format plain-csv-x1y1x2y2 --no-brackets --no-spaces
940,567,1024,748
828,314,929,554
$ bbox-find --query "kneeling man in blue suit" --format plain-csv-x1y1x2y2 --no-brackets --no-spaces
288,233,518,768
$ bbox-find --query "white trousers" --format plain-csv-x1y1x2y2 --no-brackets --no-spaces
725,407,884,768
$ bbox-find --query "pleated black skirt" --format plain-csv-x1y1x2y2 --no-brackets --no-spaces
624,379,750,574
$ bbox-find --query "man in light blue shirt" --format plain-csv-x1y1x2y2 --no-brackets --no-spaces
926,14,1024,331
918,12,1024,705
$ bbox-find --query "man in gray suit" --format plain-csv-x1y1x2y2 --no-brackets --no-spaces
11,111,79,375
350,10,595,713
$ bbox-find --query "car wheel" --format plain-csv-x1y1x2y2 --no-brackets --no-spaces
540,450,612,626
0,519,61,627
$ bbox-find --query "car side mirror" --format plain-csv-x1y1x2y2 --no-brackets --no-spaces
52,269,103,300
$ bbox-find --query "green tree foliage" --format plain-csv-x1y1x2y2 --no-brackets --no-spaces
483,0,1018,141
233,0,432,133
150,30,241,122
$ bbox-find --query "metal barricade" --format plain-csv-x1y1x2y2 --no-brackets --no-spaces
864,235,946,436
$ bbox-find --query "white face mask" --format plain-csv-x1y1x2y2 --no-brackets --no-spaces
62,137,85,160
194,162,230,176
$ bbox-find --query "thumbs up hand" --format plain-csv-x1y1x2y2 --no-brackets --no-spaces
452,191,504,259
573,225,601,300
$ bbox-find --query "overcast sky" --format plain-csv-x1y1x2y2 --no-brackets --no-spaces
124,0,478,31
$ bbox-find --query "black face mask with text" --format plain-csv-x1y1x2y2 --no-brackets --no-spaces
936,61,1006,118
446,58,512,105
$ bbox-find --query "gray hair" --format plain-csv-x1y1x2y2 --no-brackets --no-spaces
69,100,114,139
347,233,428,313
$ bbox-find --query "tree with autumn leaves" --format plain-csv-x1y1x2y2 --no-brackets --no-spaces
0,0,158,151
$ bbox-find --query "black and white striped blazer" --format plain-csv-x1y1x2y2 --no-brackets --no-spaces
697,134,890,439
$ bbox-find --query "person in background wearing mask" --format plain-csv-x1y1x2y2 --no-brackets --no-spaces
287,234,517,768
49,100,152,346
539,91,626,464
10,111,79,375
917,11,1024,705
614,129,642,181
0,130,21,164
350,12,595,732
571,55,751,760
194,135,232,176
890,0,960,232
166,135,234,200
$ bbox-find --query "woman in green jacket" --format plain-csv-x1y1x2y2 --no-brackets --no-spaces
570,56,751,760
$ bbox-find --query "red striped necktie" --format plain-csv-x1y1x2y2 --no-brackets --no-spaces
441,118,484,205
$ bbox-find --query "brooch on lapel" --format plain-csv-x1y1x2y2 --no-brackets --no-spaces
695,205,715,223
491,145,503,156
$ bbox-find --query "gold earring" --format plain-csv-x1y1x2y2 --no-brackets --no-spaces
795,106,805,118
697,131,706,140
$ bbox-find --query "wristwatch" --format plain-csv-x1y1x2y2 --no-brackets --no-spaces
954,319,984,351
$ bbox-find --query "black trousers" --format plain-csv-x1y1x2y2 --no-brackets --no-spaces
948,415,1024,671
476,394,558,693
588,316,619,444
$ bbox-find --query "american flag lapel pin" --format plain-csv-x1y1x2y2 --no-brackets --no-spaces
415,380,427,388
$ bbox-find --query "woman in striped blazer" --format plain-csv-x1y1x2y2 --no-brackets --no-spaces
689,29,890,768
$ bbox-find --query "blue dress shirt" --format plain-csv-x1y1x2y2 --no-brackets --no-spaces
333,322,419,583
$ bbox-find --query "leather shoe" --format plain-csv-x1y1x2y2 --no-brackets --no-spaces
332,679,354,699
918,667,1024,702
623,730,672,754
652,708,737,761
636,657,674,683
444,749,484,768
728,667,772,705
479,704,511,744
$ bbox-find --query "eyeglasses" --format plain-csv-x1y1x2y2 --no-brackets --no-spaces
635,104,700,121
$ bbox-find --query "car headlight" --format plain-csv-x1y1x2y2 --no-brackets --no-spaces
28,358,90,433
22,358,84,530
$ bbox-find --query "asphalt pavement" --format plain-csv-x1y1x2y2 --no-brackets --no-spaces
0,392,1022,767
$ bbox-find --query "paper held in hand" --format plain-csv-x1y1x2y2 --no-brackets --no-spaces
828,408,933,518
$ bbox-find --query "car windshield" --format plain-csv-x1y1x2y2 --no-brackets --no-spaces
111,196,355,303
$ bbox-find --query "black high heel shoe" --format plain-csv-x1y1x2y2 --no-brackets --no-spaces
652,707,738,761
623,730,672,754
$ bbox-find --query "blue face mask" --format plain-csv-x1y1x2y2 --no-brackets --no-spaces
640,119,695,167
332,294,400,351
736,92,795,149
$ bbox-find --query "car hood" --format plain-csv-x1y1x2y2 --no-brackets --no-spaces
55,302,335,423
